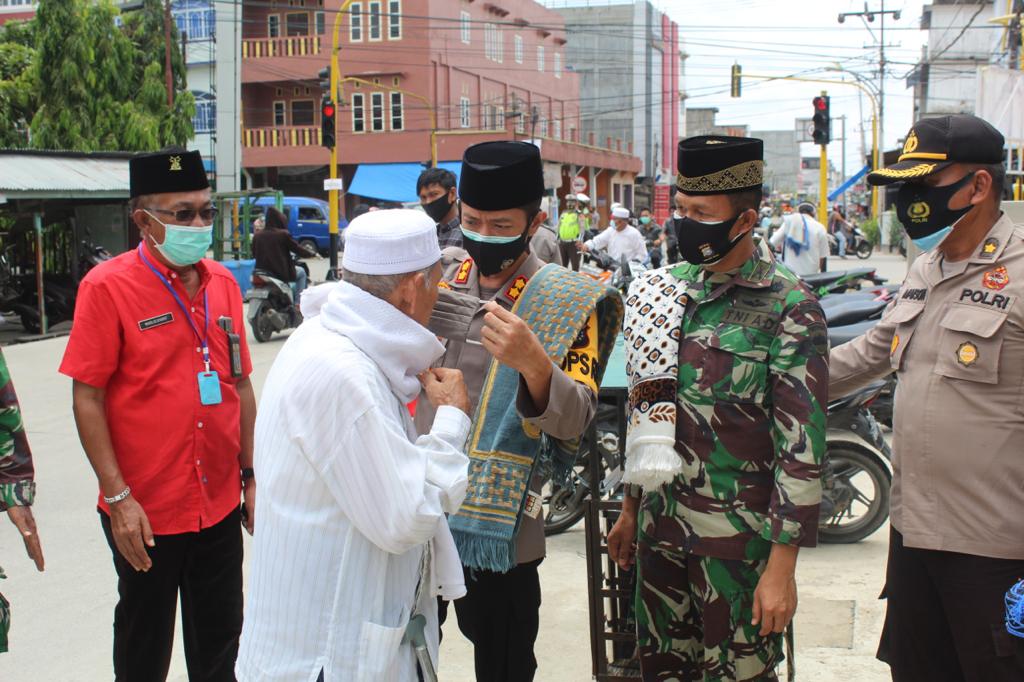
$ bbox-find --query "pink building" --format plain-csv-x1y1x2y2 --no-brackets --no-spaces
239,0,641,207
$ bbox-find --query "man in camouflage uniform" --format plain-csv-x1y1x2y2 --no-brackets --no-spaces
609,136,828,681
0,348,45,653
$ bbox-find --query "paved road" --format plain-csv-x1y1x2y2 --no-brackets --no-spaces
0,251,904,680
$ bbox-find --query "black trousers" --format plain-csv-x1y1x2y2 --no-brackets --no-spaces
439,559,543,682
100,507,244,682
558,242,580,271
878,528,1024,682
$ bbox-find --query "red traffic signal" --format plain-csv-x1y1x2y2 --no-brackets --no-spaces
322,102,336,118
321,98,337,149
811,95,831,145
813,96,828,111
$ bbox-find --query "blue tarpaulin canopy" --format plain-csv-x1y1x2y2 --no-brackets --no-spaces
347,161,462,203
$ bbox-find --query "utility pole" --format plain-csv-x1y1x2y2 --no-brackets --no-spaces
841,115,848,217
163,0,174,107
838,2,901,219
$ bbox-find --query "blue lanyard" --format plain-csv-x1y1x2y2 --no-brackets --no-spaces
138,244,211,371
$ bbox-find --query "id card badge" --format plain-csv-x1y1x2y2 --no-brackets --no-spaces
198,371,223,406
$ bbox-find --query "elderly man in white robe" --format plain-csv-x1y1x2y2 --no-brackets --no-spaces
236,209,471,682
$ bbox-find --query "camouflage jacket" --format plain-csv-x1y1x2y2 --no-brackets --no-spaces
0,350,34,512
639,240,828,561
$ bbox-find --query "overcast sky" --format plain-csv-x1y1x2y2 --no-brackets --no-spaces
662,0,928,173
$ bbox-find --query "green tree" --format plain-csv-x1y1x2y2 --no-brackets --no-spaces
0,19,37,147
26,0,193,151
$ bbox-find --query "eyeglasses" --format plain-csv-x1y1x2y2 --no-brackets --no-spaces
145,207,219,224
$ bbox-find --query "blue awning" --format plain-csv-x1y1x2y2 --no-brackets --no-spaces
348,161,462,203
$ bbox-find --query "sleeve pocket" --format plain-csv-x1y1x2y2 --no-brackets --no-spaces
888,302,925,370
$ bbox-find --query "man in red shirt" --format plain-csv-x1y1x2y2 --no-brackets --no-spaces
60,149,256,682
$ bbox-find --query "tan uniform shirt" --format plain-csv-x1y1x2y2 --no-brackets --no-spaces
830,213,1024,560
529,223,563,267
414,251,598,565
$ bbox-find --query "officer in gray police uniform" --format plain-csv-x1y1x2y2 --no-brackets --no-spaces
830,114,1024,681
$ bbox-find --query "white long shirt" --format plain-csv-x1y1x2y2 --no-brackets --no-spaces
585,224,648,263
237,284,470,682
770,212,830,276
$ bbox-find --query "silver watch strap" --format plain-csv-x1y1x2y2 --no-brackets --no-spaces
103,486,131,505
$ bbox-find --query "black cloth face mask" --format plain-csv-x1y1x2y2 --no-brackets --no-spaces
423,193,454,223
895,172,976,240
673,213,748,266
460,225,531,277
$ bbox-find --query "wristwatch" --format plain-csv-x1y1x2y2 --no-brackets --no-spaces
241,468,255,487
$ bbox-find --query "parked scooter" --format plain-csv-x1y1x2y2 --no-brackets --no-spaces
79,236,112,278
802,267,887,297
246,269,302,342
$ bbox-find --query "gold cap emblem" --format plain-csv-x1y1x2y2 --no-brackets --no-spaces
903,131,919,155
169,155,182,171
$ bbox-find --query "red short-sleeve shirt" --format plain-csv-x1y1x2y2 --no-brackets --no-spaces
59,243,253,535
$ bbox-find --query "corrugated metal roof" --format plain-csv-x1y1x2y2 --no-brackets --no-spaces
0,152,130,199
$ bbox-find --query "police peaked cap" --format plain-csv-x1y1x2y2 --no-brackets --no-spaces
676,135,764,195
130,148,210,199
458,141,545,211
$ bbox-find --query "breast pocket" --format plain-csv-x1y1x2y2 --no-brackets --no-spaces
888,302,925,370
698,338,770,405
933,304,1007,384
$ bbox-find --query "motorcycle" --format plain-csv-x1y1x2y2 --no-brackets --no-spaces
802,267,886,297
246,269,302,343
819,379,892,543
830,226,874,260
79,236,112,278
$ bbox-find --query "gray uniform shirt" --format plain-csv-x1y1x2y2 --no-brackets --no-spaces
414,250,598,564
830,213,1024,560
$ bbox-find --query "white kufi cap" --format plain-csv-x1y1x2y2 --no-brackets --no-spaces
576,193,590,203
612,206,630,219
342,209,441,275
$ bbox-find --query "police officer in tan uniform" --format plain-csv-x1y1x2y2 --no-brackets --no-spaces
830,114,1024,681
414,141,600,682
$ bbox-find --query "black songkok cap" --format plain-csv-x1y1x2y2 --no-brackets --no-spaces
867,114,1005,186
676,135,764,195
458,141,545,211
130,148,210,199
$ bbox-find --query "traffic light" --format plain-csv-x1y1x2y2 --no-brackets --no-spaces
812,95,831,145
321,98,336,149
730,64,742,98
318,66,330,93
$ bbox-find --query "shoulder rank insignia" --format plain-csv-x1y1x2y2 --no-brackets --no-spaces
454,259,473,285
506,275,528,301
982,265,1009,291
890,334,900,356
438,280,453,290
980,238,999,259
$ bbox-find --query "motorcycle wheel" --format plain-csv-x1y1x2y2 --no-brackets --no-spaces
298,238,318,257
819,445,891,544
856,241,874,259
544,472,590,536
20,312,41,335
251,302,275,343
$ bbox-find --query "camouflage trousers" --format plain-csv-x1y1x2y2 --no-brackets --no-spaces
635,544,782,682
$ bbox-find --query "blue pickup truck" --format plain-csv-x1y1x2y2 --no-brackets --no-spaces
248,196,348,255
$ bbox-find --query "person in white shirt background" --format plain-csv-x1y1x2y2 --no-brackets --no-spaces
236,209,472,682
581,206,649,263
769,202,830,276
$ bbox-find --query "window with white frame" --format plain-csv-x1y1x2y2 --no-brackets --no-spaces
497,106,505,129
514,35,523,63
515,109,525,134
192,92,216,133
460,97,471,128
554,52,561,78
553,119,561,140
388,0,401,39
273,101,286,126
371,92,385,131
268,14,280,38
315,11,325,35
539,117,548,137
460,11,470,44
368,1,382,40
350,3,362,41
352,93,366,132
172,1,215,42
537,45,544,72
390,92,403,130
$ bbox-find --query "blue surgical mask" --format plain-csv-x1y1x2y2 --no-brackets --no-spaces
911,225,953,252
146,212,213,266
459,227,522,244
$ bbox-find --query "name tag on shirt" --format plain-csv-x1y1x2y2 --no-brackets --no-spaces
138,312,174,331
